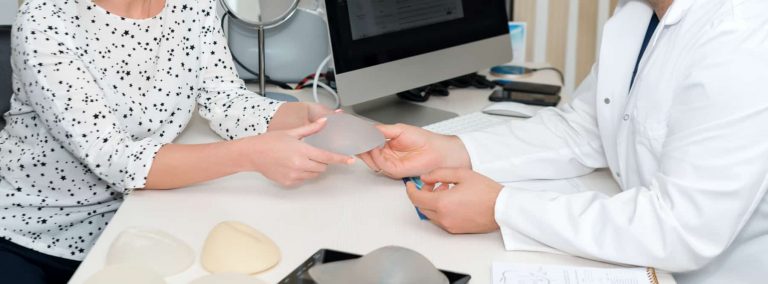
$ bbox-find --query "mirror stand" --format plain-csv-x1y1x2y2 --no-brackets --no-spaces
221,0,300,102
257,25,298,102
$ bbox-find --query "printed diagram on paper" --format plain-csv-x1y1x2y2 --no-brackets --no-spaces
493,263,652,284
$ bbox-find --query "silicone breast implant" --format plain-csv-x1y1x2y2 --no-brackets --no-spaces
200,221,281,275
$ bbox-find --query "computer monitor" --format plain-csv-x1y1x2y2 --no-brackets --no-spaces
325,0,512,126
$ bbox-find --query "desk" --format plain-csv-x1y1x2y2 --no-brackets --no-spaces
68,69,675,284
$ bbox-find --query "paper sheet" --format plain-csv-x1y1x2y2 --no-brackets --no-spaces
492,263,653,284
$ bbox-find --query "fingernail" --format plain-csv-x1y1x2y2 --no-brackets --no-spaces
317,117,327,123
347,158,356,164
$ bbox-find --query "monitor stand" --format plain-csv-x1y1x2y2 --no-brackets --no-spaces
344,95,458,127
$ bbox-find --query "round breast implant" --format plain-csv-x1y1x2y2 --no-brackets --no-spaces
106,227,195,277
309,246,449,284
84,264,166,284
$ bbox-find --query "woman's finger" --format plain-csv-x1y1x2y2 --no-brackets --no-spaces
287,118,327,139
297,171,321,181
301,159,328,173
305,145,355,165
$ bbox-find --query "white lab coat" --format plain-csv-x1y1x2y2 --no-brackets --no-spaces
458,0,768,283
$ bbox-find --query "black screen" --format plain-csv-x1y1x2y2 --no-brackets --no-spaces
325,0,509,74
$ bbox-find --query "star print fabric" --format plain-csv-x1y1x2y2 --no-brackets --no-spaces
0,0,282,260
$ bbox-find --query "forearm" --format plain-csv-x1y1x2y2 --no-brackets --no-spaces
496,186,725,272
456,113,604,182
266,102,309,132
144,140,249,190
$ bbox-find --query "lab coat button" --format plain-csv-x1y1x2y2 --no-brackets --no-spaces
604,98,611,104
623,114,630,121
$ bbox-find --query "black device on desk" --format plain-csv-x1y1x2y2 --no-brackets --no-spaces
278,248,471,284
489,81,562,106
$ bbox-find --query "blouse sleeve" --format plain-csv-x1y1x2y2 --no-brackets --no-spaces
195,1,284,140
12,27,164,191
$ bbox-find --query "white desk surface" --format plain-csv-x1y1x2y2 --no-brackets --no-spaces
69,69,675,284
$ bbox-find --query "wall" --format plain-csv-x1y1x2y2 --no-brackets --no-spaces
0,1,20,25
5,0,622,93
514,0,620,94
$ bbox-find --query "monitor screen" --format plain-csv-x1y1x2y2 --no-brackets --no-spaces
347,0,466,40
326,0,508,74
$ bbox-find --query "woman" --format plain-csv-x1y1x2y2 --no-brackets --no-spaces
0,0,352,282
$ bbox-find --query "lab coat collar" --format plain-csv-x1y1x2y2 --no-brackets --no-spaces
596,1,653,99
661,0,694,26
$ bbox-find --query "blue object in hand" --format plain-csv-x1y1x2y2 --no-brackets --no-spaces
402,177,429,221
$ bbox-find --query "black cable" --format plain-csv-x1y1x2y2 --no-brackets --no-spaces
220,12,293,90
531,67,565,85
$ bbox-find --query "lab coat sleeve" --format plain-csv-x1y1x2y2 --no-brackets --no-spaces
458,66,607,182
196,0,284,140
11,26,163,191
494,47,768,272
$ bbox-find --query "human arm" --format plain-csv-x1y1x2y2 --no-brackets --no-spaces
361,66,606,180
144,119,354,189
406,47,768,272
12,11,350,191
358,124,472,178
455,67,605,182
194,0,333,138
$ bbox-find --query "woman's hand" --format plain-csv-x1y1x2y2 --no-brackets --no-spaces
307,102,338,122
267,102,337,131
358,124,472,179
242,118,355,187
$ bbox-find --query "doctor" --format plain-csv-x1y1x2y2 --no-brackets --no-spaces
360,0,768,283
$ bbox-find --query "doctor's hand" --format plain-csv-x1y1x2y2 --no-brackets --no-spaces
358,124,471,179
244,118,355,187
407,168,503,234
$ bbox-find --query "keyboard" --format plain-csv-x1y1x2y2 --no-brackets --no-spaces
423,112,511,135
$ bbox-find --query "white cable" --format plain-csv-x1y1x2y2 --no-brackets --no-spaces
312,55,330,104
313,55,340,109
315,81,339,108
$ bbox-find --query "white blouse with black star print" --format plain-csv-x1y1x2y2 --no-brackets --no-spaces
0,0,283,260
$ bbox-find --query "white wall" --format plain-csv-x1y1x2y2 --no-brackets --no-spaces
0,1,19,25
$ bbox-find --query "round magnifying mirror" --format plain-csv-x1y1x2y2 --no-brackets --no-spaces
221,0,300,102
222,0,299,28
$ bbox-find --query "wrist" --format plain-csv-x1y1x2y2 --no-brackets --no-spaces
439,135,472,169
228,137,261,173
267,102,308,132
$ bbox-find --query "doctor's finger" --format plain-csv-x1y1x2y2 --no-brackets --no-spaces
357,152,380,172
431,183,450,192
376,124,408,140
421,168,471,184
406,182,438,210
370,148,399,174
419,208,439,221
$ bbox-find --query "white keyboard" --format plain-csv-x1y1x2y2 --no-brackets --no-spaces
423,112,510,135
